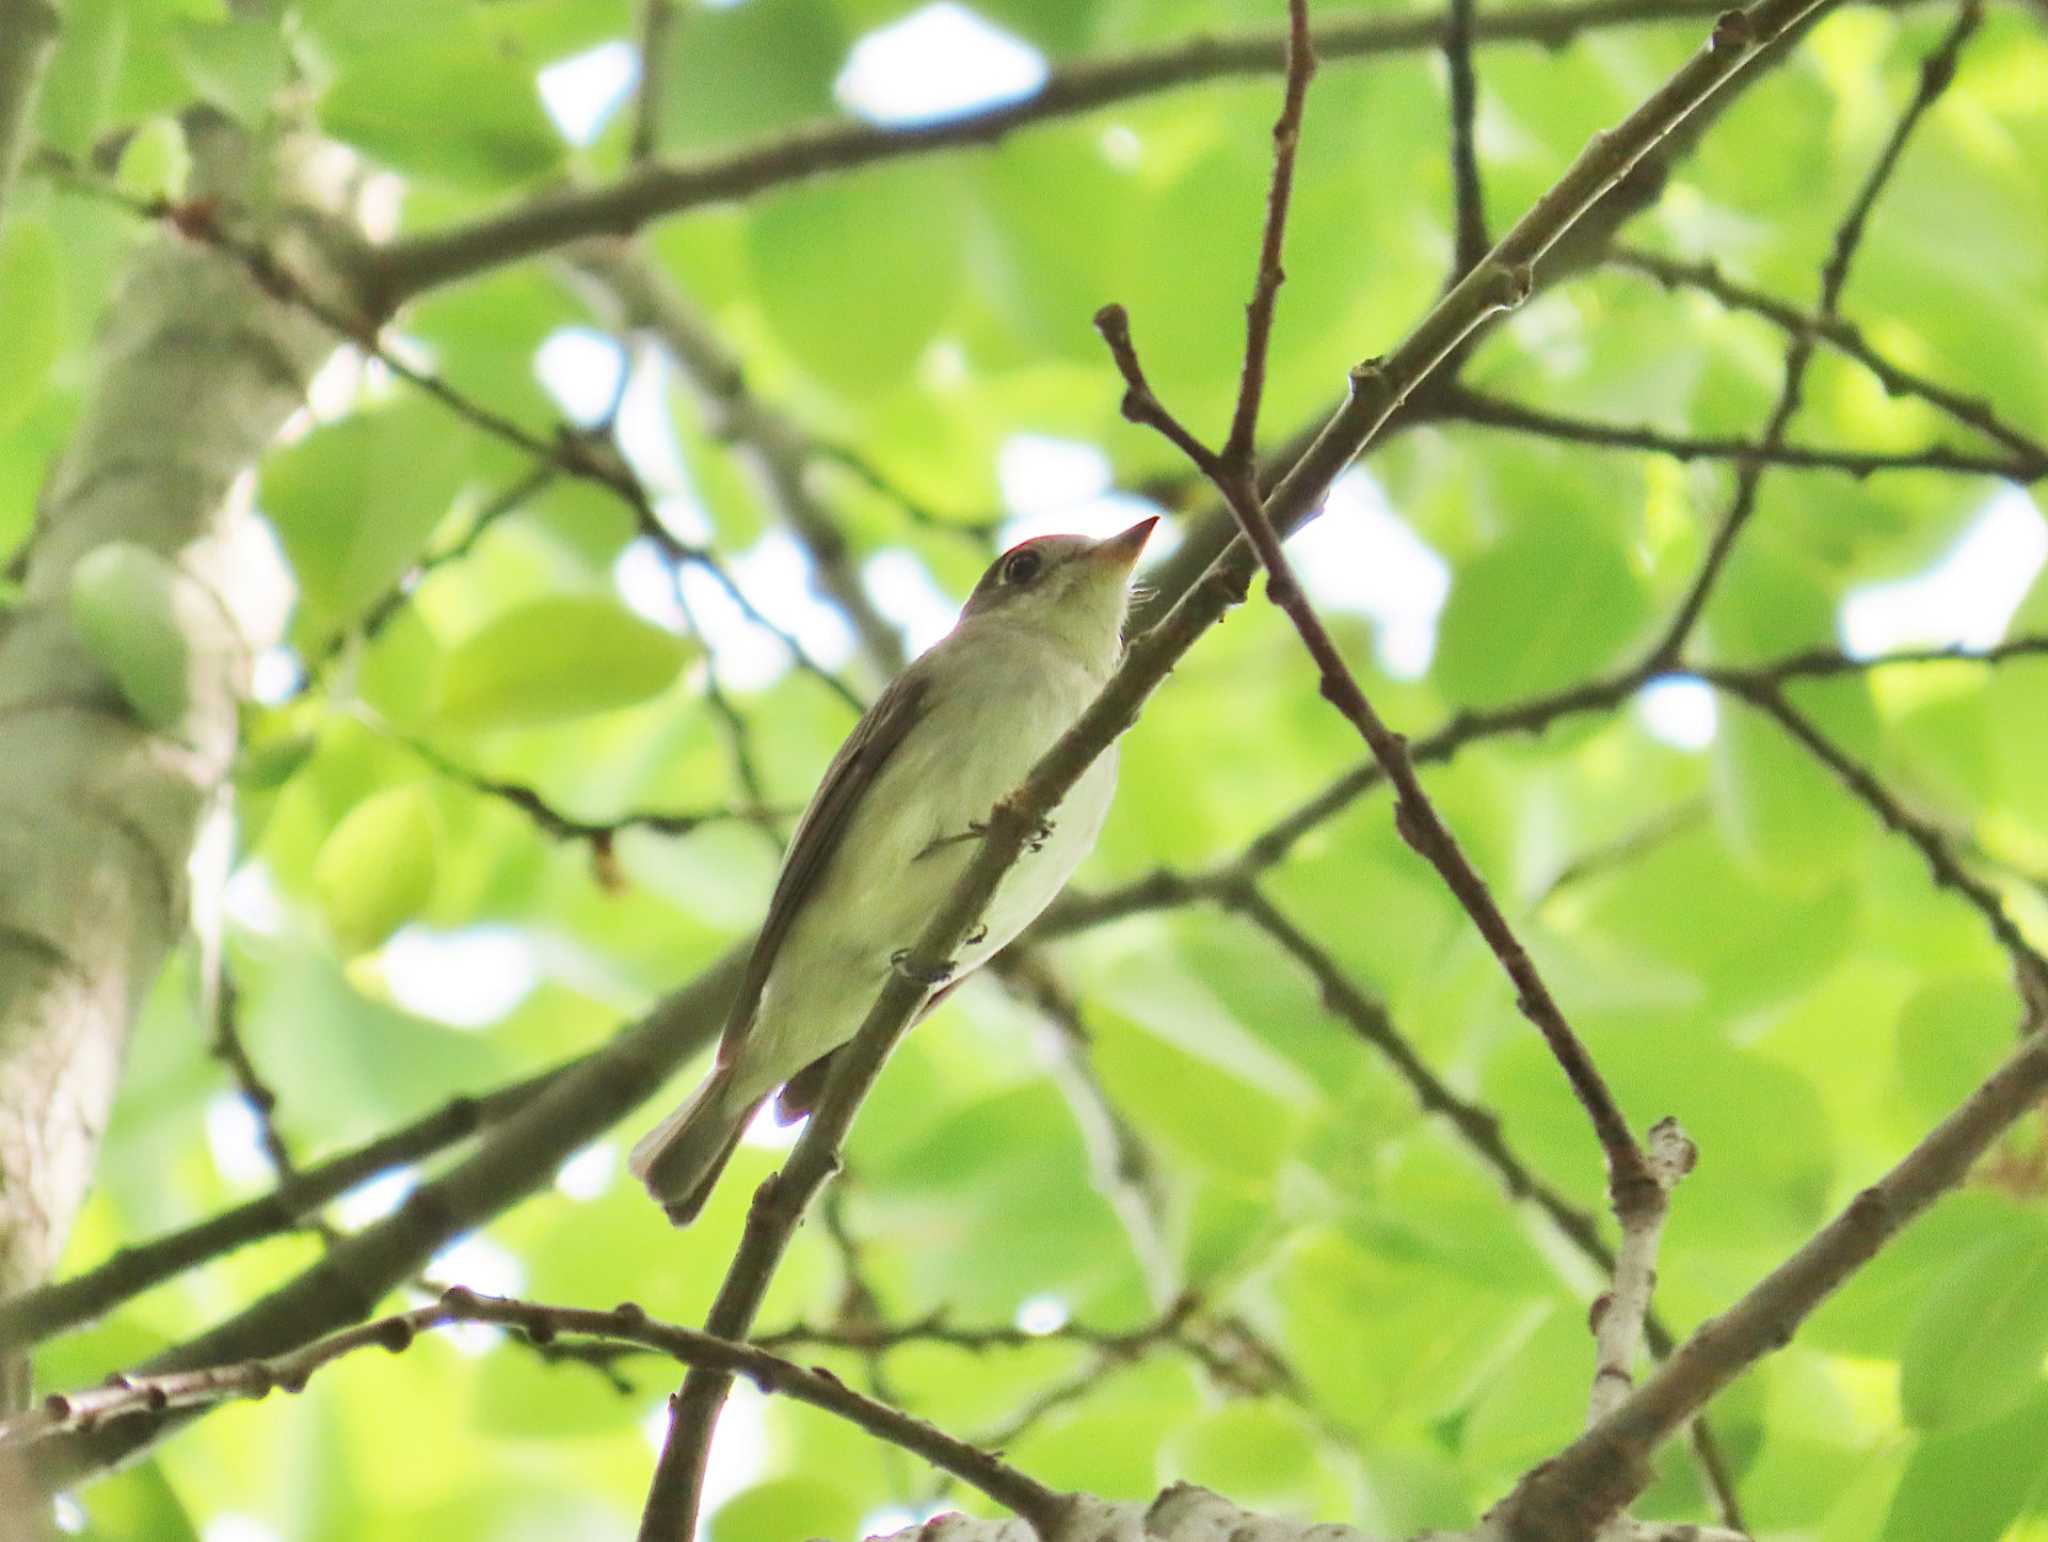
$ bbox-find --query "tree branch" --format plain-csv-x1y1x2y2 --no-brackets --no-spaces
0,0,59,230
363,0,1923,306
636,0,1857,1527
1498,998,2048,1539
1606,246,2048,474
1102,0,1655,1206
1434,381,2036,482
1445,0,1493,277
0,1060,576,1352
1587,1119,1695,1427
2,1289,1058,1520
629,0,681,165
1708,675,2048,990
1649,0,1984,663
27,949,746,1484
567,238,910,676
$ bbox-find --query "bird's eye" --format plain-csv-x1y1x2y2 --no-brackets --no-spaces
1003,548,1044,586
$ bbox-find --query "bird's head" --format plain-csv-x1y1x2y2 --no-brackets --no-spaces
958,516,1159,672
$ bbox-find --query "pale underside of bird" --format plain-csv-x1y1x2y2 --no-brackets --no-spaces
630,517,1158,1224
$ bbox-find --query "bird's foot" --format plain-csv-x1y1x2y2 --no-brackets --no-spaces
914,820,989,861
1027,817,1056,853
890,949,957,986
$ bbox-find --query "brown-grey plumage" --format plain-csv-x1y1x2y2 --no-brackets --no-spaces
631,518,1158,1223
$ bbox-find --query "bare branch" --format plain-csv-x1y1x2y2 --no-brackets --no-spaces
1105,0,1653,1206
1649,1,1984,664
569,239,910,675
1709,676,2048,991
1224,0,1318,471
1499,1000,2048,1538
364,0,1932,305
0,1060,576,1352
1444,0,1492,277
0,0,59,229
1607,246,2048,474
2,1290,1057,1519
1587,1119,1696,1427
630,0,682,165
1435,382,2037,481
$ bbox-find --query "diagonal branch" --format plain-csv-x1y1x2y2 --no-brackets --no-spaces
1709,675,2048,991
568,238,910,676
1499,995,2048,1539
641,0,1849,1529
1102,0,1655,1208
0,1061,576,1352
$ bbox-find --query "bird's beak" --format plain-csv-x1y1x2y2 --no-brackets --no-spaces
1087,515,1160,570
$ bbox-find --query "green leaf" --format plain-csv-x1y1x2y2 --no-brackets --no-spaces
113,116,191,202
79,1458,202,1542
1884,1385,2048,1542
709,1477,864,1542
1895,976,2022,1124
170,14,287,121
1711,680,1878,885
748,164,968,396
320,33,564,187
313,783,441,954
68,542,194,730
1900,1229,2048,1430
1434,508,1651,708
0,221,64,432
261,402,472,645
431,595,693,730
658,0,846,151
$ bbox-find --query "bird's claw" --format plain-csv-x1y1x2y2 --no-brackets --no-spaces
966,923,989,947
1027,817,1056,853
890,949,957,986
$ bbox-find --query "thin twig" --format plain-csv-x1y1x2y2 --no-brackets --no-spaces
1710,676,2048,991
1649,0,1984,663
1048,636,2048,939
0,1290,1057,1520
1587,1119,1696,1427
49,167,866,715
1096,0,1655,1207
1501,999,2048,1537
391,728,792,848
630,0,681,165
1445,0,1492,277
1223,0,1318,471
1436,382,2033,481
1607,246,2048,474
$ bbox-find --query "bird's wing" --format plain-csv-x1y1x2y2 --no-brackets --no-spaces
714,665,934,1062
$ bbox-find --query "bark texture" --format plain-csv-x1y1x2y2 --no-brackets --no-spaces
0,118,363,1407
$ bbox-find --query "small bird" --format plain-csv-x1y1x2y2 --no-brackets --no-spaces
631,516,1159,1224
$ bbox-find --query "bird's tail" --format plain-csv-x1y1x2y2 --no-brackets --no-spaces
629,1064,763,1227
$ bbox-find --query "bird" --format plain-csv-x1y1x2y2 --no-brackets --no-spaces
630,516,1159,1225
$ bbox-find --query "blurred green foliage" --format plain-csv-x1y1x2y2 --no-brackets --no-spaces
6,0,2047,1538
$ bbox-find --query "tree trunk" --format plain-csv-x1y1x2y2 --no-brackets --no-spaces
0,115,363,1409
